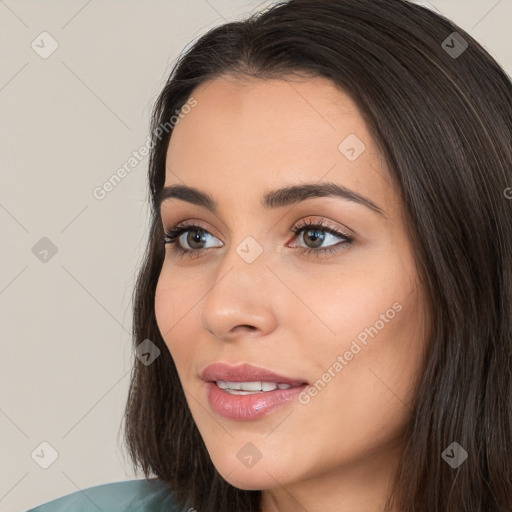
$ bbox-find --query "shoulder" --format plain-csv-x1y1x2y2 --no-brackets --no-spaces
25,478,181,512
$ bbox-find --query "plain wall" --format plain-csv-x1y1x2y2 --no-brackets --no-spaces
1,1,510,510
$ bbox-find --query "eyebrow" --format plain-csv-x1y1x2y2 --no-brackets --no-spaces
156,182,385,217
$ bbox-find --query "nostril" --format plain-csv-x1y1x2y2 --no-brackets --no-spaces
236,325,257,331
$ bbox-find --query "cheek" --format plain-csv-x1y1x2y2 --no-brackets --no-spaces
292,291,425,470
304,267,399,351
154,276,173,338
154,273,198,388
302,247,426,409
154,271,191,351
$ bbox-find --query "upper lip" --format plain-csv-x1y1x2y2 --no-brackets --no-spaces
201,362,309,386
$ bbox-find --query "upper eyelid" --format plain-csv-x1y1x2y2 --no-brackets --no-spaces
162,211,352,229
164,220,221,240
293,218,352,236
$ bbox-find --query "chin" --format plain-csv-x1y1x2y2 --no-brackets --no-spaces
220,469,282,491
207,451,291,490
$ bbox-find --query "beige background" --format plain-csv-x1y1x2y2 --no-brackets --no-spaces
1,1,510,511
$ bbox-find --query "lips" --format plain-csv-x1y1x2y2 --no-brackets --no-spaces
200,363,310,420
201,362,309,387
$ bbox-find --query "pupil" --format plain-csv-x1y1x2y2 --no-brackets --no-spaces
305,229,324,248
188,230,206,248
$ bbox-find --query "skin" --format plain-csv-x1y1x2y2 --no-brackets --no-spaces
154,74,430,512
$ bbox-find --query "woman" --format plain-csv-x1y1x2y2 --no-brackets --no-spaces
28,0,512,510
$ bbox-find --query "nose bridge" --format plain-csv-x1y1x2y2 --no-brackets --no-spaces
221,223,272,287
199,231,278,338
214,208,270,279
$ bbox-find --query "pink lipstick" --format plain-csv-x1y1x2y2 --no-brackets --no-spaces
201,362,309,421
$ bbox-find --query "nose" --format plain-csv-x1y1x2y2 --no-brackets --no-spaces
199,245,279,342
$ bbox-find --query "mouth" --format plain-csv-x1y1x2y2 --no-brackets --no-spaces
200,363,310,420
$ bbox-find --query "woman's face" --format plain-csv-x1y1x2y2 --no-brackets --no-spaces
155,75,428,496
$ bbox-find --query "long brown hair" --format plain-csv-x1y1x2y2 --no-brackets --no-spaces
122,1,512,510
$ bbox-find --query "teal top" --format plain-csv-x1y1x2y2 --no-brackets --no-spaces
25,479,181,512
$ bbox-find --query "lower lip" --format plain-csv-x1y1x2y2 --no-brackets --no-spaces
205,381,308,421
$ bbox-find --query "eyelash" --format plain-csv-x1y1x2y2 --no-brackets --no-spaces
162,219,354,260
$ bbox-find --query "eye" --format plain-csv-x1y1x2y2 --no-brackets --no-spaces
162,218,354,259
163,222,222,259
290,219,354,256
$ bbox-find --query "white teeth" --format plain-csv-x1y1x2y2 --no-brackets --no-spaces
215,380,294,392
261,382,278,391
240,381,263,391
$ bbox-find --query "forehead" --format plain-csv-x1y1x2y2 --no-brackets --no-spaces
164,75,394,215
